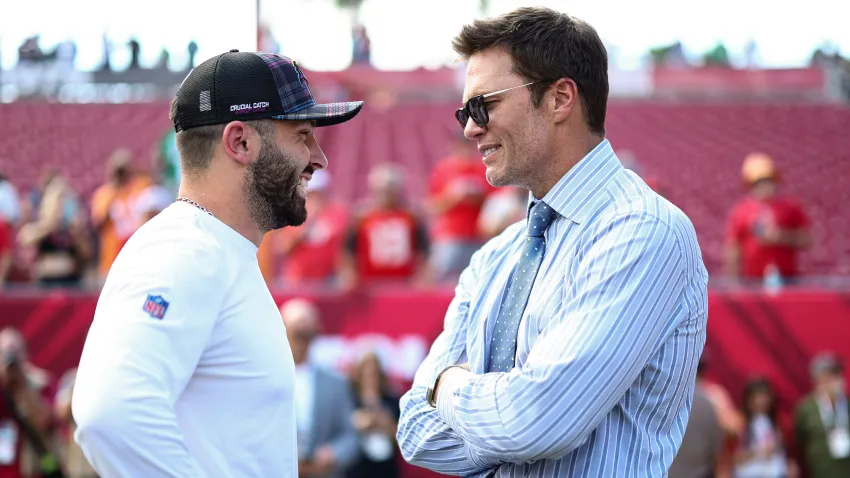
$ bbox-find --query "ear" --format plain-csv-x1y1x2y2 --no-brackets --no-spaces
222,121,260,166
551,78,579,125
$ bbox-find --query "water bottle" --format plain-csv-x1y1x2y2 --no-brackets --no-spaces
763,263,783,295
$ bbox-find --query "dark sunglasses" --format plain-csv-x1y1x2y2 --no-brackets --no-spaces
455,81,540,129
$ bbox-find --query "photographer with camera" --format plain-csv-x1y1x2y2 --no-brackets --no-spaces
0,327,61,478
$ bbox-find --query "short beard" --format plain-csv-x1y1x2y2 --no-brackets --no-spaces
243,134,310,232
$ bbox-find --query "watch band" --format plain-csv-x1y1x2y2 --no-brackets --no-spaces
426,365,462,408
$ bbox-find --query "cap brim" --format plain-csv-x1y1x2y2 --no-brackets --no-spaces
272,101,363,127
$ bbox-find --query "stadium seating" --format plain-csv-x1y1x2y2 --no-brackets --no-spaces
2,100,848,276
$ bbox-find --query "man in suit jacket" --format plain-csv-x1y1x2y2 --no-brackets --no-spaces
281,298,359,478
795,353,850,478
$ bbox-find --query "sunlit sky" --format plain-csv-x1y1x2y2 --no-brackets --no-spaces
1,0,848,72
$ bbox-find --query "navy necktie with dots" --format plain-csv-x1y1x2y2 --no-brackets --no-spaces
486,200,559,373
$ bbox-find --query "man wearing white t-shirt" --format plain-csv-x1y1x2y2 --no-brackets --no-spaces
70,50,363,477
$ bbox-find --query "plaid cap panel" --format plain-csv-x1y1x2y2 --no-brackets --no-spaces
273,102,361,121
252,52,316,113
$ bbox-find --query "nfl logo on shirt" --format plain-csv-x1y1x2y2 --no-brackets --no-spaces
142,294,169,320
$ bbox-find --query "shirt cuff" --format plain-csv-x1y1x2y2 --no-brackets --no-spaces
436,368,475,430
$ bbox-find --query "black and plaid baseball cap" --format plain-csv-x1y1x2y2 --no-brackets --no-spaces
173,49,363,132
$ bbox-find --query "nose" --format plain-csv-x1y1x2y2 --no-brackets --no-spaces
463,116,486,141
306,134,328,170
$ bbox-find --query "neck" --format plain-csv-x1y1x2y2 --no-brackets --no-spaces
531,132,604,199
178,173,264,247
361,388,381,400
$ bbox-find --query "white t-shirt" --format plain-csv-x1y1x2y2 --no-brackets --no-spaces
72,201,296,478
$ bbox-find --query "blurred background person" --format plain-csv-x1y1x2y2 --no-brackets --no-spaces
477,186,528,240
346,352,400,478
53,368,97,478
16,174,91,288
795,353,850,478
725,153,812,283
733,377,796,478
89,149,150,279
697,357,745,438
0,328,59,478
668,383,724,478
427,134,493,282
281,299,359,478
694,357,744,477
133,148,174,225
340,164,430,290
274,170,349,287
351,24,371,67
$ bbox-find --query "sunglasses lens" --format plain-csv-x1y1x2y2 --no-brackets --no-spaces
455,108,468,128
469,98,488,127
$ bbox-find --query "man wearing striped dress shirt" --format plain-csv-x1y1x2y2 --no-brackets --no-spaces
397,7,709,478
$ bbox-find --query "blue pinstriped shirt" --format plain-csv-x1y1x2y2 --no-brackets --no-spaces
397,139,709,477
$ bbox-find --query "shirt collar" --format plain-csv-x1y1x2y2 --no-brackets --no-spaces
535,138,621,225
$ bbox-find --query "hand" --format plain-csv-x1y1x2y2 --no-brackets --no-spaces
434,363,470,402
311,446,336,475
352,409,377,431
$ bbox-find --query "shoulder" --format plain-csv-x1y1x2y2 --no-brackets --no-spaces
315,366,350,389
590,171,705,272
105,205,231,291
90,184,113,202
348,201,376,225
602,170,693,231
795,395,818,416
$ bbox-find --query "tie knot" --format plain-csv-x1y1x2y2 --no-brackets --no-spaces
527,201,558,237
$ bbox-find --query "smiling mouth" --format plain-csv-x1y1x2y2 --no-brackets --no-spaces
482,146,502,160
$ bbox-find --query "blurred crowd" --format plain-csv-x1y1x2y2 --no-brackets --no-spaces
670,353,849,478
0,297,408,478
0,136,813,291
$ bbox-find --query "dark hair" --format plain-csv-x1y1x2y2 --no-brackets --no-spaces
741,377,779,447
168,98,275,177
452,7,608,135
350,352,389,397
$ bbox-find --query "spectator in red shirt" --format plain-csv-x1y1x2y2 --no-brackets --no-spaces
428,135,494,282
725,153,811,281
275,170,349,286
340,164,430,290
